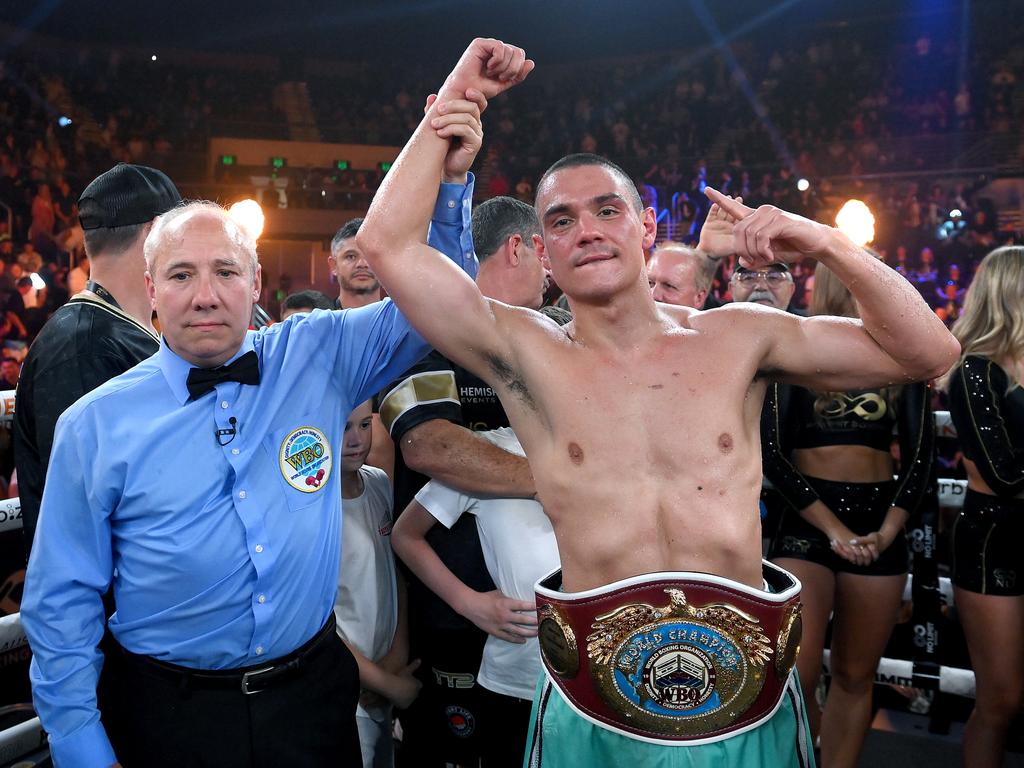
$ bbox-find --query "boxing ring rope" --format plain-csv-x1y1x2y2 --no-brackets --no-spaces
821,650,977,698
0,712,45,765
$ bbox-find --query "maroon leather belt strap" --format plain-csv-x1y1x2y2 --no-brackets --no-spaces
534,561,803,744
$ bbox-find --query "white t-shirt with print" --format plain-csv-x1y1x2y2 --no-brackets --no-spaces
415,428,560,700
335,465,397,721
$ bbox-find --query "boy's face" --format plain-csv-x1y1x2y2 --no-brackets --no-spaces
342,401,373,473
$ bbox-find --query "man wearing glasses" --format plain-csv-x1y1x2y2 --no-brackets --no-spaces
729,263,803,314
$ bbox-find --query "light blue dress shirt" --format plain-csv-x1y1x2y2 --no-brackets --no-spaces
21,177,475,768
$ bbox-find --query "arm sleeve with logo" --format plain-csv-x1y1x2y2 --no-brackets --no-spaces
377,350,462,441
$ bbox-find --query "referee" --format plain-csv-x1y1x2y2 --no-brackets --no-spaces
20,162,476,765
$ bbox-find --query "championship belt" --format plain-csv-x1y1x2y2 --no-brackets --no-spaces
535,561,802,744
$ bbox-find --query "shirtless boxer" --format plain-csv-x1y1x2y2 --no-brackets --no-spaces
357,39,960,767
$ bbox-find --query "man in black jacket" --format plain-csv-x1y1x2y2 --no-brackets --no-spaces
14,163,181,560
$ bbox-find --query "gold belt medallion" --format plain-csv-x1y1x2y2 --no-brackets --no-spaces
584,587,774,737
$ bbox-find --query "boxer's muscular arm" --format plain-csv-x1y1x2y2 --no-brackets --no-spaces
357,39,534,379
401,419,535,497
706,190,960,388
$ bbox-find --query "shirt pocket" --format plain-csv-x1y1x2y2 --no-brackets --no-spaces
262,415,335,513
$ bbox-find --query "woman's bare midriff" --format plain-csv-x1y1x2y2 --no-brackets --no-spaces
792,444,894,483
962,456,1024,499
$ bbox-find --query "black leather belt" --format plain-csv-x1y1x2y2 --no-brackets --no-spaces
113,614,336,696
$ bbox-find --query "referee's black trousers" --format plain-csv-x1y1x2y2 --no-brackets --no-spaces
97,621,361,767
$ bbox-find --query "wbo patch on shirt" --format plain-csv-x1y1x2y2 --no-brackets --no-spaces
279,426,332,493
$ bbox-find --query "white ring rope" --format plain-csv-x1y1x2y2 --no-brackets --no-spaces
0,497,21,534
822,649,976,699
0,612,26,653
0,715,45,764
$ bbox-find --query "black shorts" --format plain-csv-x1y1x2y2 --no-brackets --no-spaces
768,476,910,576
475,686,533,768
397,627,487,766
951,489,1024,596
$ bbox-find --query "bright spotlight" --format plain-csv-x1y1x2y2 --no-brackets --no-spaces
950,208,962,218
835,199,875,246
796,178,810,192
228,199,265,241
57,116,72,127
151,54,158,62
29,272,46,290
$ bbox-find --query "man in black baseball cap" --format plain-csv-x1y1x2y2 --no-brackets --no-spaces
14,163,181,560
77,162,181,231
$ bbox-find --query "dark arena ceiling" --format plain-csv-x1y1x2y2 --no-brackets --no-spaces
0,0,1002,64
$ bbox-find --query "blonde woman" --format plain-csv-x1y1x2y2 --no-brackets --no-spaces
945,246,1024,768
765,262,933,767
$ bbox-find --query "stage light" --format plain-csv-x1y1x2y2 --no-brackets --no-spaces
835,199,875,246
950,209,962,218
57,116,72,127
220,155,236,166
378,161,393,173
796,178,810,192
151,54,158,62
228,199,265,241
271,157,287,169
335,160,350,170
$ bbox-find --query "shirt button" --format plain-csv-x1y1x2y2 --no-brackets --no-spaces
231,448,240,455
221,400,229,409
255,646,264,656
238,490,247,499
258,594,266,604
254,544,263,553
447,200,456,209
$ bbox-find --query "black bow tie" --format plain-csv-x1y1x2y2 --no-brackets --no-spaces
186,351,261,400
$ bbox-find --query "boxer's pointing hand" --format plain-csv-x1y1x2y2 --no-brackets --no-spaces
697,198,741,258
705,186,834,269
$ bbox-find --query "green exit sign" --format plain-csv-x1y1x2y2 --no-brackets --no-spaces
220,155,236,166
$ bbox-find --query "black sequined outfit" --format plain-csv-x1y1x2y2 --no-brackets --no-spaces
948,356,1024,594
764,382,933,575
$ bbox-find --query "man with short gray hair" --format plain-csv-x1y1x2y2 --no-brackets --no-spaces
647,242,715,309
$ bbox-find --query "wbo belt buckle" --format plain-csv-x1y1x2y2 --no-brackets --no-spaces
540,586,800,738
240,666,275,695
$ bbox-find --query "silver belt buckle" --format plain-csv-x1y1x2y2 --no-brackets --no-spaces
240,666,274,695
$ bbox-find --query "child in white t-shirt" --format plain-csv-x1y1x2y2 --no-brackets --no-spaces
392,427,560,767
336,400,421,768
